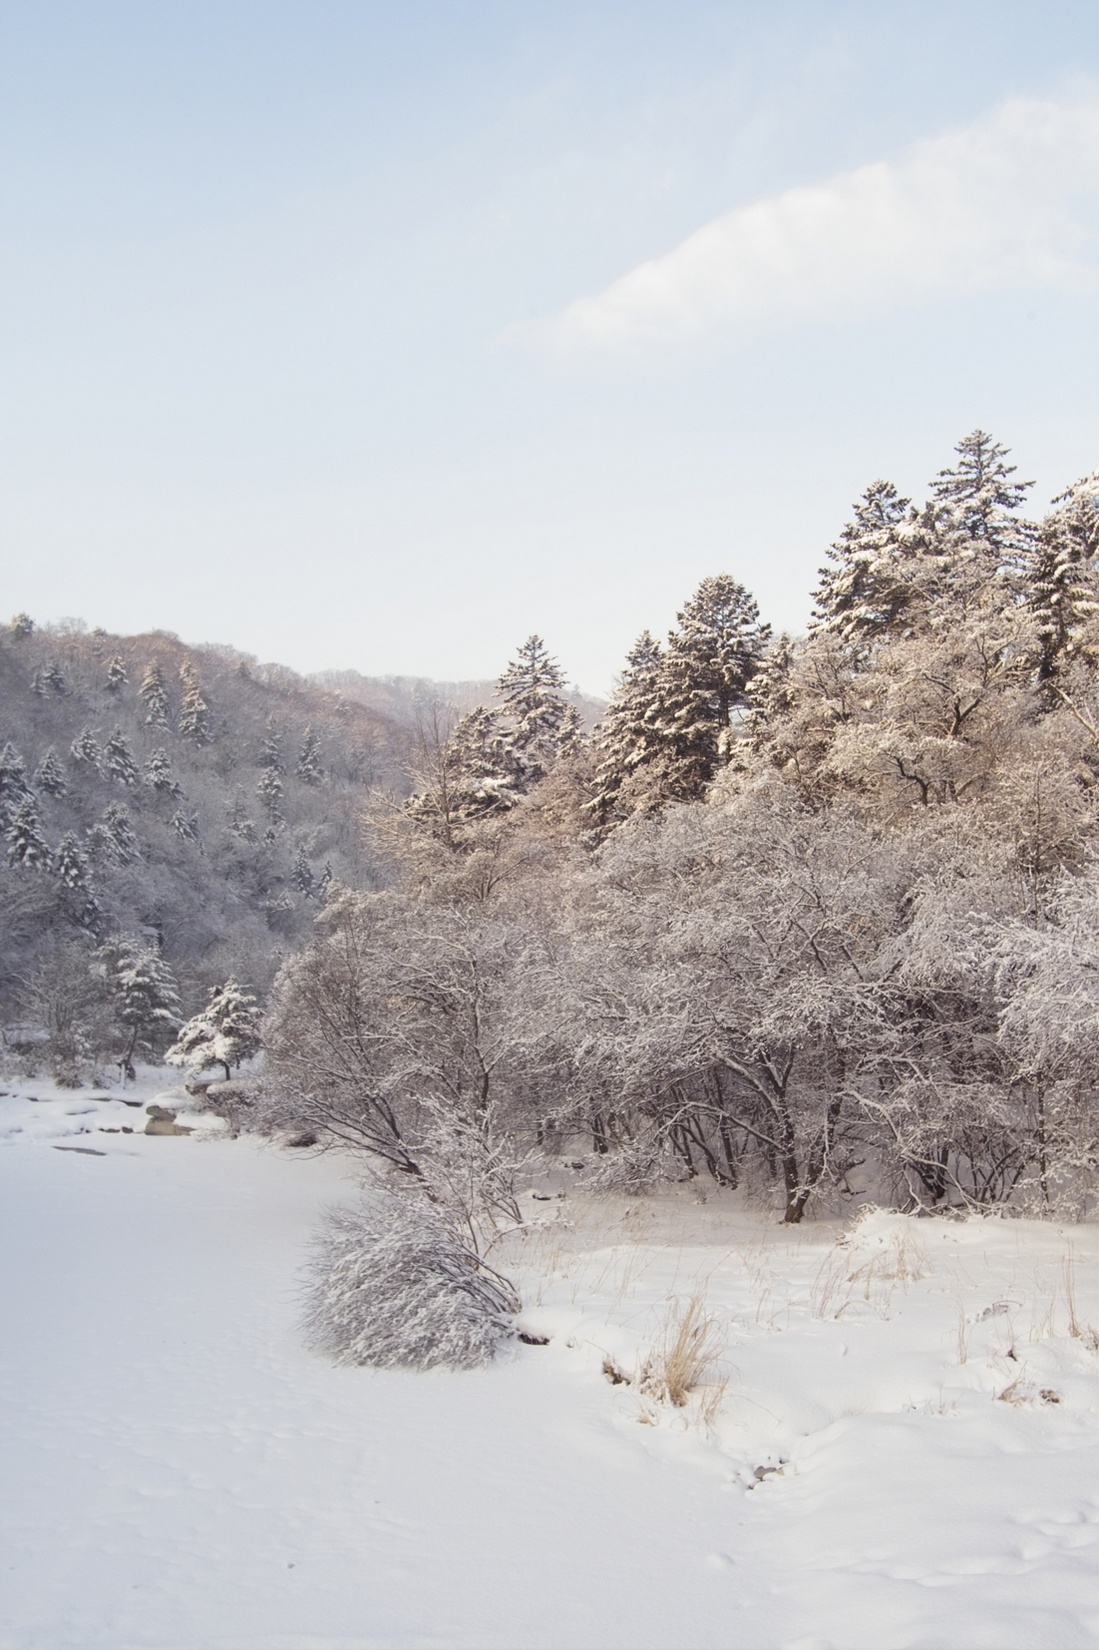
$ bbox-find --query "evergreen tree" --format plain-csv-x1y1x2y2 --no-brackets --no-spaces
33,661,68,697
257,765,284,821
9,612,34,638
587,631,667,830
496,635,570,785
54,832,100,931
34,747,68,798
144,747,180,796
929,430,1034,555
6,798,51,871
811,480,916,649
105,936,182,1076
178,662,211,745
318,861,334,901
296,725,323,786
227,792,257,842
171,809,201,843
292,843,316,897
652,575,770,798
258,716,284,773
103,727,139,786
139,661,170,728
105,655,128,694
166,976,262,1081
1022,472,1099,684
70,727,103,771
0,743,31,817
98,802,140,865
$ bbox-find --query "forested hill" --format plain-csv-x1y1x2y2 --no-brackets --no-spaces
0,620,410,1007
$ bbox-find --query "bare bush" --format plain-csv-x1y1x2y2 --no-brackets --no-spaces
301,1189,521,1371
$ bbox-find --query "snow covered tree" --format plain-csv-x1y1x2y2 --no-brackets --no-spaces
403,704,522,845
811,480,916,650
257,765,283,822
8,612,34,638
97,802,140,865
6,797,51,871
105,654,128,694
258,716,284,773
70,727,102,771
33,747,68,798
292,843,316,897
296,725,323,786
651,575,770,798
171,809,201,843
496,635,570,786
587,630,668,830
166,976,262,1081
0,743,31,817
54,832,99,931
178,663,211,745
33,661,68,697
104,936,182,1076
103,727,139,787
930,429,1034,556
139,660,170,728
144,747,180,796
318,860,334,901
1022,472,1099,685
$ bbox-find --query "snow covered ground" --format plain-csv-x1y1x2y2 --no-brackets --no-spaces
1,1074,1096,1650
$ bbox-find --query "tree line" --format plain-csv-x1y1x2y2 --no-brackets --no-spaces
260,433,1099,1225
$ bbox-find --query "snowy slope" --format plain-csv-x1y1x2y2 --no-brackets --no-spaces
1,1079,1095,1650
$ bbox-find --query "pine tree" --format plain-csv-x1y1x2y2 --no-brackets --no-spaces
1022,472,1099,684
34,747,68,798
99,802,140,865
144,747,180,796
103,727,139,786
292,843,316,897
171,810,201,843
258,716,284,773
0,743,31,817
318,861,334,901
105,936,182,1076
178,663,211,745
139,661,170,728
105,655,128,694
9,612,34,638
33,661,68,697
6,798,51,871
652,575,770,798
166,977,262,1081
296,726,323,786
496,635,570,786
70,727,103,771
811,480,916,650
587,631,667,830
930,430,1034,555
54,832,100,931
257,765,284,821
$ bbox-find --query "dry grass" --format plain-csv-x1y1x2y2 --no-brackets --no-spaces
639,1293,723,1408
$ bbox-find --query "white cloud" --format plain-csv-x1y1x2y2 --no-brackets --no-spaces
506,92,1098,356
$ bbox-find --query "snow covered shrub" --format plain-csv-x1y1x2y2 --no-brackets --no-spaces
302,1190,521,1371
584,1135,675,1196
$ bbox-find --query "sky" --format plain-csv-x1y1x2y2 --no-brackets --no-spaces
1,2,1096,695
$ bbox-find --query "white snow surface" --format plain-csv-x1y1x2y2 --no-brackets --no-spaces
1,1074,1096,1650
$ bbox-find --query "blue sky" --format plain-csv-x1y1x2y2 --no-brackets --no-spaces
1,1,1096,693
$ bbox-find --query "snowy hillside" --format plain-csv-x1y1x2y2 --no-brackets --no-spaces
1,1080,1095,1650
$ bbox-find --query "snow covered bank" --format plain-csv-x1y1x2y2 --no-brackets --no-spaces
0,1081,1095,1650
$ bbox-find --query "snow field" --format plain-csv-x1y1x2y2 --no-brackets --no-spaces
0,1079,1096,1650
